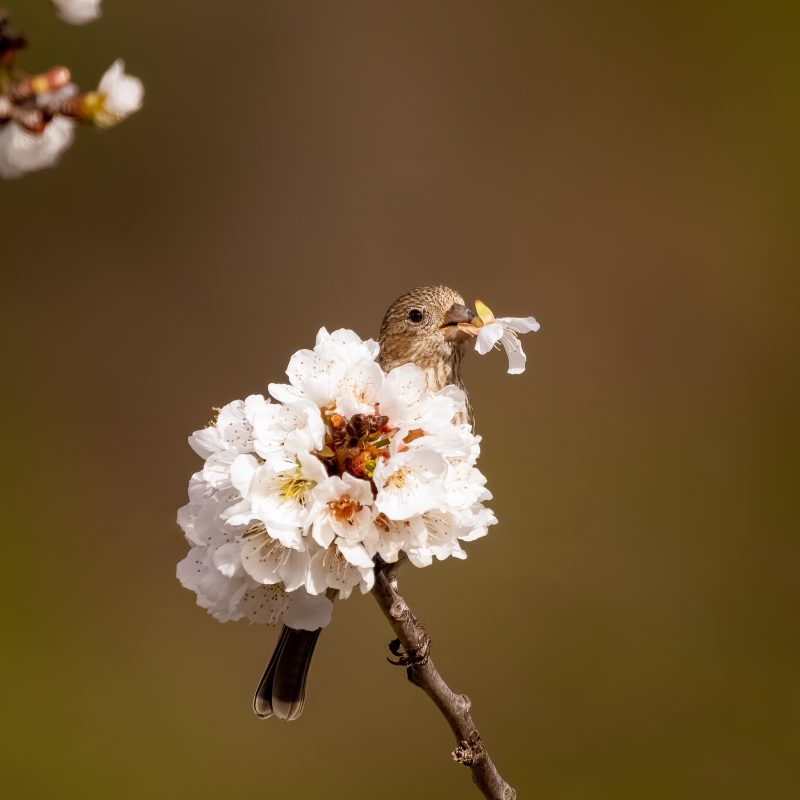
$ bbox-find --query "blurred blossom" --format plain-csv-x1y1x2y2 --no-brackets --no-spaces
0,117,75,178
53,0,102,25
84,59,144,127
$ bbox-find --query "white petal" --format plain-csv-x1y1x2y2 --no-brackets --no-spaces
238,584,289,625
230,453,259,497
500,315,540,334
358,569,375,594
283,590,334,630
216,399,255,452
307,547,366,599
500,331,527,374
474,322,504,355
286,349,341,407
311,516,336,548
280,548,312,592
335,359,384,417
240,534,283,584
188,426,221,458
378,363,427,423
176,546,208,593
265,523,305,550
211,542,244,578
268,382,303,404
252,401,325,466
406,547,433,568
297,451,329,485
341,472,375,505
315,328,380,367
336,539,374,568
178,483,243,548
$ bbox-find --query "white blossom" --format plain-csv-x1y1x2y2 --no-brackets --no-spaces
177,544,331,628
53,0,102,25
238,523,313,592
269,327,380,409
307,545,374,599
364,514,427,563
309,473,375,566
464,300,540,374
188,396,269,457
373,446,448,520
251,399,324,470
442,459,492,512
186,395,268,488
0,117,75,179
227,451,327,546
406,511,468,566
405,506,495,567
314,326,380,362
91,60,144,128
177,473,243,548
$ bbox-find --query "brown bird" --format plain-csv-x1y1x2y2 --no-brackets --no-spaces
253,286,476,720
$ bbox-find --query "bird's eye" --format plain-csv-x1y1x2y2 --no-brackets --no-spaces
408,309,424,323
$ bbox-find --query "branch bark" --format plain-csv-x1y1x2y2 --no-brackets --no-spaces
371,565,516,800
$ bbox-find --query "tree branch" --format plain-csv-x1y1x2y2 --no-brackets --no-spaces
371,565,516,800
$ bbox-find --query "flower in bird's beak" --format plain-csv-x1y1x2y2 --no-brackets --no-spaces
460,300,540,375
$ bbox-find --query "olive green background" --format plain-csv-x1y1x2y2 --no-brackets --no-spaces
3,2,798,798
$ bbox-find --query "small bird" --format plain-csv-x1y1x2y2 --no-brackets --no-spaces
253,286,476,720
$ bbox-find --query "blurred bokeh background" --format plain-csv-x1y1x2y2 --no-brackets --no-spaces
3,2,798,798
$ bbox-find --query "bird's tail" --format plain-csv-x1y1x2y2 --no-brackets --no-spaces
253,625,321,721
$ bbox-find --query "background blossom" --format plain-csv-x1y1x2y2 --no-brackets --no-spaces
0,117,75,179
53,0,102,25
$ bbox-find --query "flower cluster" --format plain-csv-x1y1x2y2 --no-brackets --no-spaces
177,328,496,629
0,11,143,179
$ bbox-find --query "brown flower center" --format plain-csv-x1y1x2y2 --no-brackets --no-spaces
327,494,363,524
317,406,393,479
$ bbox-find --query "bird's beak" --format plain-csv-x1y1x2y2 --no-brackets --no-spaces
441,303,477,341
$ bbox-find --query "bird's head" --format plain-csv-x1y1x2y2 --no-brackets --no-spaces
377,285,475,373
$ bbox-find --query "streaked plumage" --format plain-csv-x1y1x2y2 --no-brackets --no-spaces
377,285,474,424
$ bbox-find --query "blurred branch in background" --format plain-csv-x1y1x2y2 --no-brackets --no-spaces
0,4,142,178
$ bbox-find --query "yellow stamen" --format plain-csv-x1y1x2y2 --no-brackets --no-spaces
384,467,409,488
279,467,315,504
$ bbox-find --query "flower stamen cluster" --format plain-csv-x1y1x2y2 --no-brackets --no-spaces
319,408,392,480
